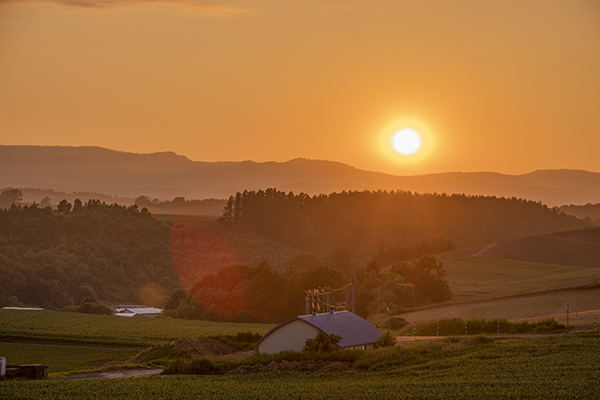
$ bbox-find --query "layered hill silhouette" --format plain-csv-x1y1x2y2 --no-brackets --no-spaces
2,145,600,206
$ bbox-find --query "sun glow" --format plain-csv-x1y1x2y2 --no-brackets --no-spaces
379,120,434,166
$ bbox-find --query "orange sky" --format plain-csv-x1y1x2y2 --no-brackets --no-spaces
0,0,599,175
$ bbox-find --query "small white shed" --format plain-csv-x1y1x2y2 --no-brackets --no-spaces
114,307,162,317
257,310,381,354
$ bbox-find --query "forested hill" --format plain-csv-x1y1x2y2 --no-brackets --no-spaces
218,189,593,260
0,201,180,308
0,191,593,313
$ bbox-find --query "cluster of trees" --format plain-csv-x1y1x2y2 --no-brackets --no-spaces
62,296,114,315
135,196,225,210
0,200,180,308
165,254,451,323
0,188,23,209
560,203,600,224
218,189,591,260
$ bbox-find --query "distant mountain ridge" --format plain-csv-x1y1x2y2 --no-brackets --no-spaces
1,145,600,206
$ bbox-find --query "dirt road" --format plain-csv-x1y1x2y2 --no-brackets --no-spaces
52,368,164,380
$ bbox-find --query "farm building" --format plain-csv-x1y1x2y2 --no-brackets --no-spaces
113,305,163,317
257,309,382,354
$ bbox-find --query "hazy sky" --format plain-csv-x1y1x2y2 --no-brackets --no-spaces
1,0,599,175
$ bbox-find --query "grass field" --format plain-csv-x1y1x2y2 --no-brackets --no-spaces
398,288,600,327
0,309,274,347
444,256,600,299
2,333,598,399
0,343,140,374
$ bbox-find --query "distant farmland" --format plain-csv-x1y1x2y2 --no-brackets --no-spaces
398,227,600,326
399,287,600,329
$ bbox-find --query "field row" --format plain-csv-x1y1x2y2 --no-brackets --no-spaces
0,310,274,347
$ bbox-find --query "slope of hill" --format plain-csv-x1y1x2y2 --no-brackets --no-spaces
398,228,600,326
2,145,600,206
478,228,600,268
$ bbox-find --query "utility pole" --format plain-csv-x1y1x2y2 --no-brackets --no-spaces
305,291,309,315
352,279,355,313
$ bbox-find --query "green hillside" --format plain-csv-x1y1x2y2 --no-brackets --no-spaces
444,257,600,300
480,228,600,267
397,227,600,326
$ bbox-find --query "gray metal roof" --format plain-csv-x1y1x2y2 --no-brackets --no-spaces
117,307,163,314
257,310,382,348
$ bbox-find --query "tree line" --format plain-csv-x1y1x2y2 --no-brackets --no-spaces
165,254,451,323
218,189,591,260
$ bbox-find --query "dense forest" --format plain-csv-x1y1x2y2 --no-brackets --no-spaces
0,200,179,309
218,189,591,259
0,189,593,323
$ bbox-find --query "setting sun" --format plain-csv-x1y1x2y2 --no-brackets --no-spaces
379,120,434,168
392,128,422,156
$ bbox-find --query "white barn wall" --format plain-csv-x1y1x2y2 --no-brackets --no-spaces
258,320,319,354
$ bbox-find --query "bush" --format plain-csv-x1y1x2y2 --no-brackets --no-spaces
62,297,113,315
163,358,217,375
375,331,396,348
387,317,409,330
208,331,263,351
303,331,342,353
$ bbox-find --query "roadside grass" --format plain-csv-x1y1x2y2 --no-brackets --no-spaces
396,318,565,336
516,308,600,331
2,333,598,399
0,309,274,347
444,256,600,299
0,342,140,375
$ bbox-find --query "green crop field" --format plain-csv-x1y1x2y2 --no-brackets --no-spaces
444,256,600,299
0,343,139,374
0,310,274,347
2,333,598,399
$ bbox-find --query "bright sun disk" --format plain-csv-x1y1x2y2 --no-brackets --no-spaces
391,128,422,155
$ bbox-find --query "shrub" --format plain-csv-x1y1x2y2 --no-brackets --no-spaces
303,331,342,353
162,358,217,375
208,331,263,351
62,297,113,315
375,331,396,348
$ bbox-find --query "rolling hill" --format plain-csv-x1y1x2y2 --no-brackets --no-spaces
399,228,600,328
2,145,600,207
